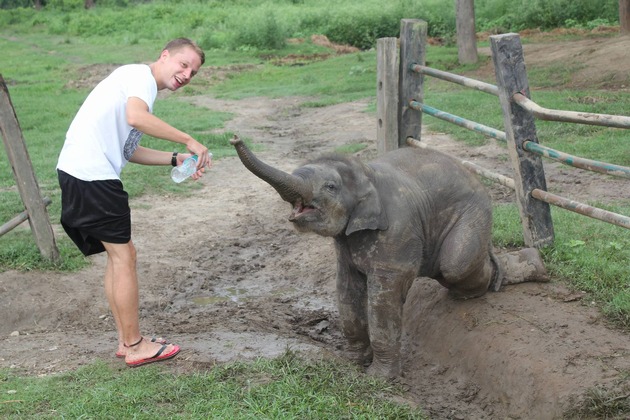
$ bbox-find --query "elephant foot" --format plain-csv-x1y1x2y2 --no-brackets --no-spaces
496,248,549,287
365,359,401,380
343,342,373,367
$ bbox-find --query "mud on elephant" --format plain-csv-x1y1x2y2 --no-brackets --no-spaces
230,135,548,379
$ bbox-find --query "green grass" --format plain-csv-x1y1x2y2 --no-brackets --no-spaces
209,51,377,107
0,352,425,419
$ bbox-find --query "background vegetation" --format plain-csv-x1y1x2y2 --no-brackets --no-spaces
0,0,621,49
0,0,628,416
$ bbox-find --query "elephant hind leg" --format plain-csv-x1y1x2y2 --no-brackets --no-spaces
442,255,495,299
437,220,495,299
495,248,549,286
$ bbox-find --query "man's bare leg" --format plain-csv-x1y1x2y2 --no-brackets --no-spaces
104,253,126,356
102,240,178,364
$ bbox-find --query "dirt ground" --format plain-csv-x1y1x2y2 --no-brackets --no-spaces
2,35,630,419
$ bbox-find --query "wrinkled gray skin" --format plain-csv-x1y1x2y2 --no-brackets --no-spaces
230,136,545,379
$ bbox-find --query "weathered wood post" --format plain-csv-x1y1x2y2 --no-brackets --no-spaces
490,34,554,247
0,75,60,262
376,37,399,155
455,0,478,64
398,19,427,147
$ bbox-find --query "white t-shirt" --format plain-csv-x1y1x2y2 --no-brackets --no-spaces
57,64,157,181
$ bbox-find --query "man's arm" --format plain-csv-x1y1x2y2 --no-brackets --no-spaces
128,146,176,165
129,146,210,180
126,96,210,168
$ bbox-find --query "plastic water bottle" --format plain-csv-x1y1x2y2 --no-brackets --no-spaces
171,152,213,183
171,153,210,183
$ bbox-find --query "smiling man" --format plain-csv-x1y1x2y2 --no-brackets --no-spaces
56,38,210,367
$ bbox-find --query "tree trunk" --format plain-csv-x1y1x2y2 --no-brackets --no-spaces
455,0,478,64
85,0,95,9
621,0,630,34
34,0,43,9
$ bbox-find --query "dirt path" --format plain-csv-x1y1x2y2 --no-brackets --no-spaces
3,36,630,419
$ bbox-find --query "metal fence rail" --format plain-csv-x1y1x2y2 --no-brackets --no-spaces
409,101,507,142
523,141,630,179
513,93,630,129
410,64,499,96
532,189,630,229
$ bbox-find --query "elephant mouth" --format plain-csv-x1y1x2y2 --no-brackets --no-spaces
289,200,317,222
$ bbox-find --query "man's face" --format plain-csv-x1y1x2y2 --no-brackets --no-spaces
159,46,202,91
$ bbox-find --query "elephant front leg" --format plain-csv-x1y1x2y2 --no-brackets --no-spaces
336,267,372,367
364,272,413,379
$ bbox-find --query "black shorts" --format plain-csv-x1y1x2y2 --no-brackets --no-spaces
57,170,131,256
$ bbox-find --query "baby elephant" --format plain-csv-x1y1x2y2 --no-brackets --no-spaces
230,136,547,378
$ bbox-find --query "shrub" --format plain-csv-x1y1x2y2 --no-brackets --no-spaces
228,7,288,50
324,9,400,50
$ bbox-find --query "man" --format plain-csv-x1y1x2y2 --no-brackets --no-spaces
57,38,211,367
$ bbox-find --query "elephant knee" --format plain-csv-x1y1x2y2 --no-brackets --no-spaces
442,257,494,299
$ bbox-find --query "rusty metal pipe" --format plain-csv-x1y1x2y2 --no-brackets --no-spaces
532,189,630,230
513,93,630,129
410,64,499,96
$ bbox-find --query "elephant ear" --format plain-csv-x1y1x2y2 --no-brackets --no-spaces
345,180,388,235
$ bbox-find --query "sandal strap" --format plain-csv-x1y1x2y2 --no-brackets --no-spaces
153,344,168,358
124,337,143,348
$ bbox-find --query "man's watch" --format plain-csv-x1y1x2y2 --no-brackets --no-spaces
171,151,178,167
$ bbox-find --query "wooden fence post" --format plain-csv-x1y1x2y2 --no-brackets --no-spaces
398,19,427,147
377,37,399,155
490,34,554,248
0,75,60,262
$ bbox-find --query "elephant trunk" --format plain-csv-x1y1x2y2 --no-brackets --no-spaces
230,135,312,204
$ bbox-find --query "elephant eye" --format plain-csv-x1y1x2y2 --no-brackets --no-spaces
324,181,337,193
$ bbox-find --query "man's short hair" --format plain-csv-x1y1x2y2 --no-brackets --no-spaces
162,38,205,66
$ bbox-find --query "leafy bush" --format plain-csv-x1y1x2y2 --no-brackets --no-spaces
476,0,618,32
0,0,623,53
324,9,400,50
228,7,288,50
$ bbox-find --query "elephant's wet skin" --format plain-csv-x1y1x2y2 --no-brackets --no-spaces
230,135,548,379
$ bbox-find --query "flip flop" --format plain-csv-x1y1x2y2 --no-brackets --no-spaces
115,337,169,358
126,344,180,368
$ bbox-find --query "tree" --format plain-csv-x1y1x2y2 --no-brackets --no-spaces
85,0,95,9
455,0,478,64
621,0,630,34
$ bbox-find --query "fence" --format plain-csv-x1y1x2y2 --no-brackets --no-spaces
0,75,59,262
377,19,630,248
